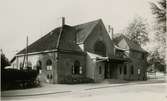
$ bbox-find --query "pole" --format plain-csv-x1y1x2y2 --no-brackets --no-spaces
26,36,28,68
0,49,2,70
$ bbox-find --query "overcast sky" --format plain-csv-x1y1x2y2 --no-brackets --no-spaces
0,0,156,59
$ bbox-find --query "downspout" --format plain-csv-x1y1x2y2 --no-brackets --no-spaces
53,17,65,83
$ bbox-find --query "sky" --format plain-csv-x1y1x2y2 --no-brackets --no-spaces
0,0,156,60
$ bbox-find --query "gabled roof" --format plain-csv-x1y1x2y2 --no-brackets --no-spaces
113,34,147,53
17,19,101,55
74,19,101,44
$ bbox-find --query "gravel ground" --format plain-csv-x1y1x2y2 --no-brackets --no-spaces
1,72,167,101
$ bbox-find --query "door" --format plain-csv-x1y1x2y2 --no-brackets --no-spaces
104,62,111,79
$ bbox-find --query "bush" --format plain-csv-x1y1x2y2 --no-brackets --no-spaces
1,69,40,90
60,75,94,84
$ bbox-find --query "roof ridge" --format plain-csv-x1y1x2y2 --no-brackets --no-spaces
73,19,102,27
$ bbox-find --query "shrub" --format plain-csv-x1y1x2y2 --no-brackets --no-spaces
60,75,94,84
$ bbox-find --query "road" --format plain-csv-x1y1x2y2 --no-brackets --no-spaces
2,82,167,101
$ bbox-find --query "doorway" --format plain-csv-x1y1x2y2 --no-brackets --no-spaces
104,62,111,79
104,62,118,79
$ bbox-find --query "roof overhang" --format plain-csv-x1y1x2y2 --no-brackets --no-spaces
114,45,128,51
87,52,109,62
87,52,129,63
109,56,129,63
16,49,58,57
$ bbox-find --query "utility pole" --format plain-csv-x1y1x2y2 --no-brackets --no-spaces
0,49,1,83
26,36,28,68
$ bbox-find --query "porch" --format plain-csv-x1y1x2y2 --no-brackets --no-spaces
104,58,128,80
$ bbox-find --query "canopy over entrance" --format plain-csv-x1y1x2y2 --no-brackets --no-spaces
87,52,109,62
87,52,129,63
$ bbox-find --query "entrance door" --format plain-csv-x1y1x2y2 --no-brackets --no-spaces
104,62,118,79
104,62,111,79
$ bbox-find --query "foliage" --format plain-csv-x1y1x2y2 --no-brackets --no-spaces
147,49,165,64
150,0,166,32
149,0,166,68
60,75,94,84
147,49,166,72
124,16,149,45
1,69,40,90
1,53,10,69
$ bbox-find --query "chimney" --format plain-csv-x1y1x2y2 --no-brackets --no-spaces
62,17,65,26
108,25,114,40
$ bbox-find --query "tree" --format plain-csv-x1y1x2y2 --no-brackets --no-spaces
149,0,166,72
1,50,10,69
150,0,166,60
150,0,166,49
150,0,166,33
124,16,149,45
147,49,166,72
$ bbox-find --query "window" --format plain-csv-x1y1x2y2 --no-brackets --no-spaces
47,74,52,79
124,65,127,75
120,66,122,74
79,66,83,74
115,50,124,58
99,66,102,74
73,60,80,74
46,59,52,70
137,68,141,75
131,65,134,75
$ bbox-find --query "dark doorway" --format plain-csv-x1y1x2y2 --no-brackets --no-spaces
104,62,108,78
104,62,119,79
104,62,112,79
